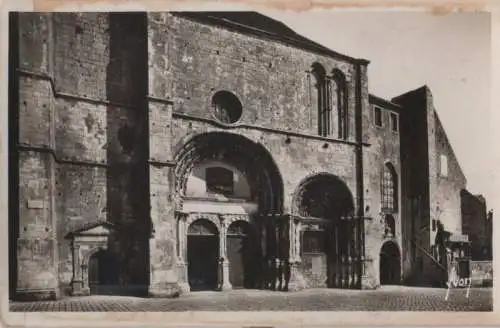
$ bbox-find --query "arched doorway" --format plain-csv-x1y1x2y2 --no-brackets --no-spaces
379,241,401,285
227,221,259,289
174,132,285,291
293,173,355,289
88,249,119,295
187,219,220,291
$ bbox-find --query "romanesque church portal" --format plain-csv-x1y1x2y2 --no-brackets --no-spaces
9,11,479,300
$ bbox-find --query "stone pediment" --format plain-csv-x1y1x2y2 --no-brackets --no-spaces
65,220,118,239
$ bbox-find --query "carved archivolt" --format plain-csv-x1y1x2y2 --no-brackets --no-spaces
180,212,253,234
221,213,252,226
172,132,284,213
185,213,222,232
291,172,355,219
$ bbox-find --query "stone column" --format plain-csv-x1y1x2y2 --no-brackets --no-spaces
287,217,306,291
70,242,85,296
176,213,190,293
219,216,232,291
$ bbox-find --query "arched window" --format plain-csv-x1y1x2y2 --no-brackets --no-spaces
312,63,331,137
332,69,348,139
381,163,398,212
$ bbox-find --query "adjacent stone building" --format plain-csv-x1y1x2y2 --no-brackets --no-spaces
461,191,492,261
9,11,483,300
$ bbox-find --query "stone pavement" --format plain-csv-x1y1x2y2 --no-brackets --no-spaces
9,286,492,312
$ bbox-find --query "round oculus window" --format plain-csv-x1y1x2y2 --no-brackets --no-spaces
211,91,243,124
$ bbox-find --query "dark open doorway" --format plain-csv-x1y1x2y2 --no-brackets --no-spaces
380,241,401,285
88,249,119,295
227,221,258,289
187,219,220,291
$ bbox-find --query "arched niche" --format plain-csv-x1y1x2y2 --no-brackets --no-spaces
293,173,355,220
292,173,356,289
174,132,284,214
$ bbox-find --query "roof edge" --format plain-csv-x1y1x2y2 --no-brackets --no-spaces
172,12,370,66
369,93,402,109
391,85,430,103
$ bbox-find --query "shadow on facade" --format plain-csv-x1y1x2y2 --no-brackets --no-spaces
104,12,150,297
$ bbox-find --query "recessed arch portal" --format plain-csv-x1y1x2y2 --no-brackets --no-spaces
293,173,355,219
293,173,357,289
174,132,284,213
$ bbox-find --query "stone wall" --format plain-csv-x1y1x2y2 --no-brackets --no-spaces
392,86,467,286
364,97,403,286
150,13,359,141
429,108,467,237
15,13,58,300
13,12,151,299
148,13,368,289
461,191,489,260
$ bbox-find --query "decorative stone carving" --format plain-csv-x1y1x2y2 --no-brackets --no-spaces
65,220,117,296
218,215,232,291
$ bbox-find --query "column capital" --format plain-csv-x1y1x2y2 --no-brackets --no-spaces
175,210,188,221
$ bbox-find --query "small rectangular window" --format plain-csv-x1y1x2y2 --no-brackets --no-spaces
206,167,234,196
390,112,398,132
302,230,326,253
374,106,382,127
440,154,448,177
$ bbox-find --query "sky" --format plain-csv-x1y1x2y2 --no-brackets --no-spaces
266,10,494,210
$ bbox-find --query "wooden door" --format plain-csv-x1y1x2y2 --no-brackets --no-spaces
88,253,100,295
88,250,119,295
227,221,256,289
187,219,220,291
227,235,245,288
188,236,219,291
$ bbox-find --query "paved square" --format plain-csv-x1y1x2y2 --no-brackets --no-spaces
9,286,492,312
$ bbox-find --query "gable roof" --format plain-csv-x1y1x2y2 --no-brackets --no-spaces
369,94,402,112
65,220,118,238
172,11,369,65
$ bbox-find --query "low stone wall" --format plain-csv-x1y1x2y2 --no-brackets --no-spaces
470,261,493,287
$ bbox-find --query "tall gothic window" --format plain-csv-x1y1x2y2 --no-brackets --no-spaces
312,63,330,137
333,69,348,140
381,163,398,212
311,65,348,138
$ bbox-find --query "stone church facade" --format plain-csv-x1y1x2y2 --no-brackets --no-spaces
9,12,477,301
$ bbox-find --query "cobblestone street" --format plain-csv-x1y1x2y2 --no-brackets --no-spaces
10,286,492,312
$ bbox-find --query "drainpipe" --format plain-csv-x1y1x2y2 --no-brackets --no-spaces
355,59,368,286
